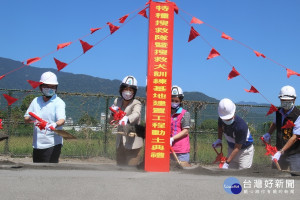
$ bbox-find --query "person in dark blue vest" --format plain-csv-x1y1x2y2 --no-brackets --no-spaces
213,98,254,169
263,85,300,172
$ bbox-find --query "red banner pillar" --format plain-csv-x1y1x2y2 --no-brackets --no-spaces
145,1,174,172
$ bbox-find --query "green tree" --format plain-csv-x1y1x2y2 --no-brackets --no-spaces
77,112,98,126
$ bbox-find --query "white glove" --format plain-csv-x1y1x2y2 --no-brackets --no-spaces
170,137,174,146
263,133,271,143
272,151,281,162
111,105,119,112
119,116,129,126
212,139,222,148
46,122,57,131
222,162,229,169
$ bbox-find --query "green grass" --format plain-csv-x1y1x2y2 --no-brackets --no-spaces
0,133,272,166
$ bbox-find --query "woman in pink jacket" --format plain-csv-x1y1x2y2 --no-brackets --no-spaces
170,85,191,167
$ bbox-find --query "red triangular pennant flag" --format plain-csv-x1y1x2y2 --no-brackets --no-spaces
221,32,233,40
281,120,295,129
138,8,148,18
254,50,266,58
0,75,5,80
79,40,93,54
228,67,240,80
207,48,220,60
244,86,259,93
54,58,68,71
286,68,300,78
188,26,200,42
2,94,18,106
266,104,278,116
27,57,41,65
27,80,43,89
190,17,203,24
173,3,179,14
57,42,72,50
107,22,120,34
90,28,101,34
119,14,129,23
0,119,3,129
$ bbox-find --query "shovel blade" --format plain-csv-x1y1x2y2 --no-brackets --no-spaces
54,130,77,140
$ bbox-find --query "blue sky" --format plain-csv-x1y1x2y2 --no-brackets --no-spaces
1,0,300,105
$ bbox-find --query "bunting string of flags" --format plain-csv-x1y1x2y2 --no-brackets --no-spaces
0,4,148,113
177,4,296,123
0,0,298,127
180,7,300,79
0,4,148,82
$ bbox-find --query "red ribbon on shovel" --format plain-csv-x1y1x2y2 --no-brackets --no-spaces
212,144,227,168
260,136,281,170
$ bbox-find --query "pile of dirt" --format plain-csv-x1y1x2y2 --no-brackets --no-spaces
182,164,300,178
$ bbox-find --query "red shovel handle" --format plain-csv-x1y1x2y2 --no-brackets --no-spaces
213,143,223,155
29,112,55,131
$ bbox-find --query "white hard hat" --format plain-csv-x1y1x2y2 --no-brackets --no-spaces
121,75,138,88
218,98,236,120
279,85,296,100
40,71,58,85
171,85,184,98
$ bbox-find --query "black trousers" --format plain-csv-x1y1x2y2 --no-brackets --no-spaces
33,144,62,163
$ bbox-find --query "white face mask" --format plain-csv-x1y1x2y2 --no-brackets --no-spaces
42,88,56,97
122,91,133,100
281,100,294,110
222,118,234,125
171,102,180,109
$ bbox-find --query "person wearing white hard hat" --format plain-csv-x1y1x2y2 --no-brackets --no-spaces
213,98,254,169
24,71,66,163
263,85,300,171
170,85,191,167
110,75,143,166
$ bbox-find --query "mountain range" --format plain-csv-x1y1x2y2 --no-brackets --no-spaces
0,57,218,102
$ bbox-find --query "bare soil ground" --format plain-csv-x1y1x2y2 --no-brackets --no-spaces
1,155,299,178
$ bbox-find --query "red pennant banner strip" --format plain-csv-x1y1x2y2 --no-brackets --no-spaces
254,50,266,58
188,26,200,42
0,75,5,80
90,28,101,34
221,32,233,40
244,86,259,93
54,58,68,71
27,80,43,89
57,42,72,50
266,104,278,116
190,17,203,24
79,40,93,54
281,120,295,129
119,14,129,23
286,68,300,78
138,8,148,18
2,94,18,106
107,22,120,35
27,57,41,65
228,67,240,80
207,48,220,60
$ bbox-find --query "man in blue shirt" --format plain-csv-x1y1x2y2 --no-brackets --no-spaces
212,98,254,169
24,71,66,163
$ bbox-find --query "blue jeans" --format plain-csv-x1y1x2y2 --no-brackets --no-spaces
170,153,190,162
